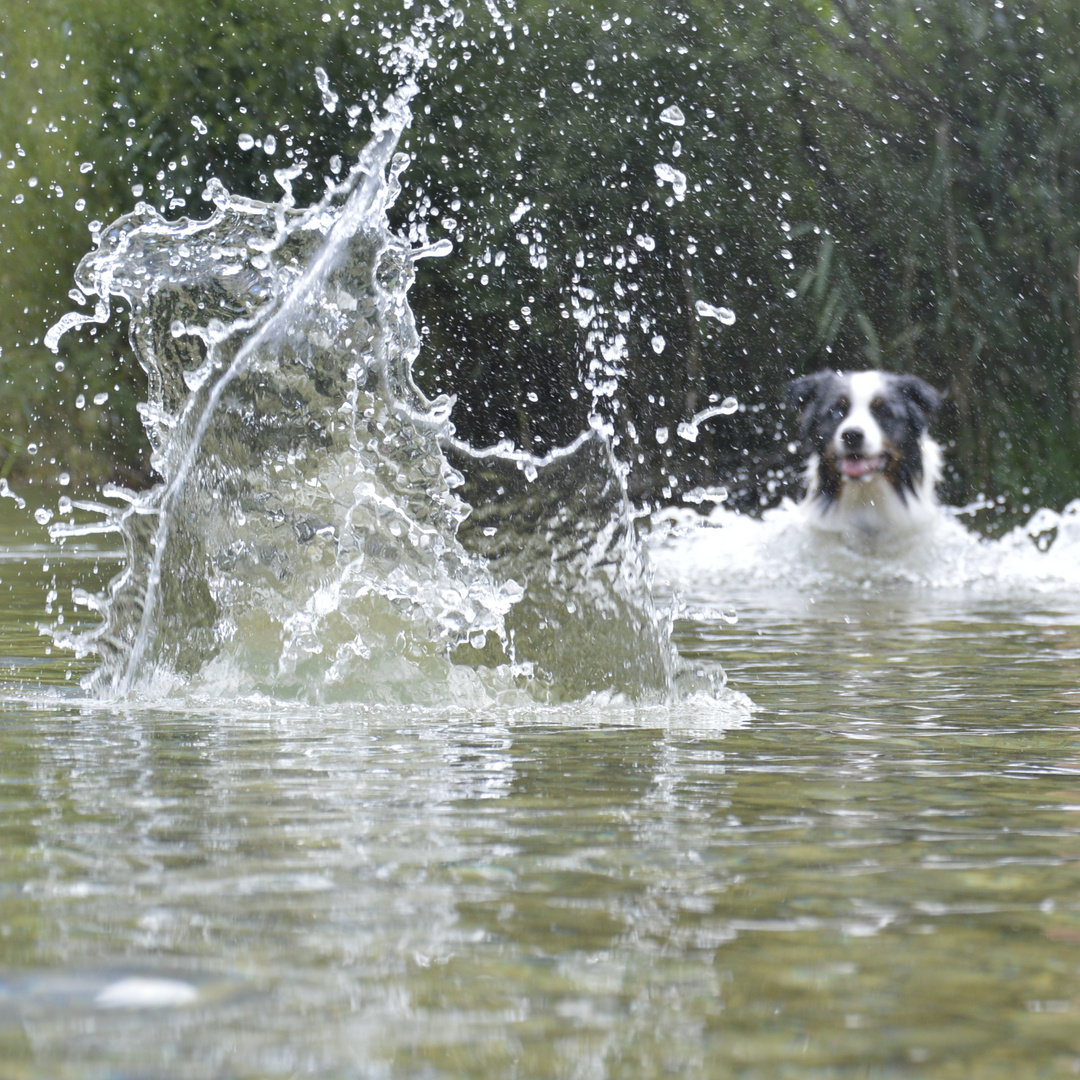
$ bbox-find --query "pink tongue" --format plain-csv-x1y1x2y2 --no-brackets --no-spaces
841,455,885,479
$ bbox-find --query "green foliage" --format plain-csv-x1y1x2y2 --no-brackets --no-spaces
1,0,1080,525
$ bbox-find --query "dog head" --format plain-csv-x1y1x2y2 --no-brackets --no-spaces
787,370,942,504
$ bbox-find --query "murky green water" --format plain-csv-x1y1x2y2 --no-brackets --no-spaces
3,509,1080,1079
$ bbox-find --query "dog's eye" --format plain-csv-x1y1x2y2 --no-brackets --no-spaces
830,397,850,419
870,398,892,419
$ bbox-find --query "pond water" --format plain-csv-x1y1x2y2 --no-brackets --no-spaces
4,504,1080,1079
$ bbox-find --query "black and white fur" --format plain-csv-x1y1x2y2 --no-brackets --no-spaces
787,370,943,538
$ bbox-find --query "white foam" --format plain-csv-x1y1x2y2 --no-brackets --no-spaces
649,498,1080,608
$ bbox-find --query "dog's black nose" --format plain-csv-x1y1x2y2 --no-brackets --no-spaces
841,428,864,452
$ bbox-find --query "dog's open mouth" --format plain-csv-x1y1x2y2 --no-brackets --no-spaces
839,453,888,479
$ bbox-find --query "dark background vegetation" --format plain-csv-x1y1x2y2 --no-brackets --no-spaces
2,0,1080,528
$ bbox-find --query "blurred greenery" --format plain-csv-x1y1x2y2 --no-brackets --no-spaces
1,0,1079,528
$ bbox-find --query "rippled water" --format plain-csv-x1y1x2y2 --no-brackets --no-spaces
3,504,1080,1078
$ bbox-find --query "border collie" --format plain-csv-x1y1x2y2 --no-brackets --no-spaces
787,370,943,539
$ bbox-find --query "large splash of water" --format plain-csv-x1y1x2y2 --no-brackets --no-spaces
45,87,706,706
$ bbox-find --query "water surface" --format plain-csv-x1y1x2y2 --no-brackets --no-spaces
4,505,1080,1078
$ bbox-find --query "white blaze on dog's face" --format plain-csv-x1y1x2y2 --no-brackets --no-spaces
833,370,890,480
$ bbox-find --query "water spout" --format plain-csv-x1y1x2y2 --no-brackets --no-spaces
46,86,713,707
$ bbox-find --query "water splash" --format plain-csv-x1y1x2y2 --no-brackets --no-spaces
694,300,736,325
45,88,705,706
650,497,1080,614
675,397,739,444
446,428,689,703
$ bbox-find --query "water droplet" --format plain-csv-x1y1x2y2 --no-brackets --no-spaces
34,507,53,525
263,134,277,155
93,392,109,405
190,116,208,135
719,397,739,415
653,162,687,198
655,426,670,446
659,104,686,126
695,300,736,325
413,237,453,260
314,66,339,114
0,480,26,510
635,234,656,251
238,133,255,151
651,335,665,354
79,161,94,174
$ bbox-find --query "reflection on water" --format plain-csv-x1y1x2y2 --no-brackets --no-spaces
3,509,1080,1077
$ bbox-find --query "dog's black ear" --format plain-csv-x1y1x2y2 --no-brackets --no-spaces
895,375,943,428
786,372,834,439
786,372,833,413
